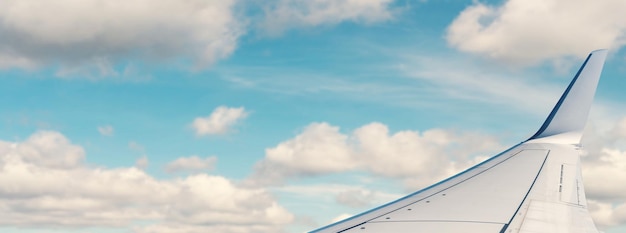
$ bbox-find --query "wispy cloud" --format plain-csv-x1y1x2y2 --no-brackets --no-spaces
259,0,395,36
97,125,114,136
128,141,144,152
135,155,149,169
395,54,563,115
219,52,575,118
165,155,217,174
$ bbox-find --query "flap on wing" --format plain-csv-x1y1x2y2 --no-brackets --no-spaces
342,221,504,233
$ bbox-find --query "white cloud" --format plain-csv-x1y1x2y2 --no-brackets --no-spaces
353,123,451,179
0,53,37,70
252,123,354,185
588,199,626,230
192,106,249,136
355,123,501,188
0,0,400,74
97,125,114,136
246,123,354,186
247,122,503,188
584,148,626,201
0,131,85,169
580,116,626,202
0,0,242,71
611,117,626,140
446,0,626,65
165,156,217,174
275,183,402,208
0,131,293,232
259,0,395,35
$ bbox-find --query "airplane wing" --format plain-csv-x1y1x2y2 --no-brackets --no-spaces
310,49,608,233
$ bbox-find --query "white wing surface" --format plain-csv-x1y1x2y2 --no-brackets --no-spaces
310,49,608,233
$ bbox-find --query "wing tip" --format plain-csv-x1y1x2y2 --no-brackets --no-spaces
527,49,608,144
591,48,608,53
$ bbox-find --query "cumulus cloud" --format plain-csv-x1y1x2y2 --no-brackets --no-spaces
246,122,360,187
588,200,626,229
575,116,626,229
97,125,114,136
165,156,217,174
0,0,242,71
192,106,249,136
259,0,395,35
353,124,452,179
251,123,354,183
581,116,626,202
446,0,626,65
0,0,401,74
584,148,626,201
0,131,85,169
0,131,293,232
247,122,503,188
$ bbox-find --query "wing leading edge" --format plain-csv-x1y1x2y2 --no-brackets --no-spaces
310,50,608,233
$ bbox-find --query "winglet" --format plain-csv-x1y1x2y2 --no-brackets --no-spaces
527,49,608,144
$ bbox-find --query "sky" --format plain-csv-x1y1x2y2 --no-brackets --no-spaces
1,0,626,232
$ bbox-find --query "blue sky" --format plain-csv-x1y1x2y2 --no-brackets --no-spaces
1,0,626,232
